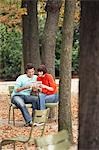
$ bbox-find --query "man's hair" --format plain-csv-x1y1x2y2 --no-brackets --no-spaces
37,64,47,74
25,63,35,72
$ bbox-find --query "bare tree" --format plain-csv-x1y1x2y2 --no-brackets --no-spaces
41,0,62,77
58,0,75,143
78,1,99,150
22,0,40,70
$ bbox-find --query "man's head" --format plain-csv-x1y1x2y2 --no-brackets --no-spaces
25,63,35,78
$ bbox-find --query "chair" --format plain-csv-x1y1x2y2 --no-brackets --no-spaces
0,108,50,150
34,129,71,150
8,86,35,125
45,102,59,121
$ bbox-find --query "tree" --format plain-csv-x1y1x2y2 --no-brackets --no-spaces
58,0,75,143
0,0,80,78
78,2,99,149
22,0,41,70
41,0,62,77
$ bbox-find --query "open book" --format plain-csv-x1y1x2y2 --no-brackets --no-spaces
25,81,42,87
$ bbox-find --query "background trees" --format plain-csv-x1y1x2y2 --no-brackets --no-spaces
0,0,79,80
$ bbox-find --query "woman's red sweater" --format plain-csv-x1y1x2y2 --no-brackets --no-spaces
37,73,57,95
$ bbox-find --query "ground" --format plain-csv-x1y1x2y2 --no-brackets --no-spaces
0,93,78,150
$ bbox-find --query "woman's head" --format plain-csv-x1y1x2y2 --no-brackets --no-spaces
37,64,47,76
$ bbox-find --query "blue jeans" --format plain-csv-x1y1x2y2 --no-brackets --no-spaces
38,93,59,110
11,95,39,123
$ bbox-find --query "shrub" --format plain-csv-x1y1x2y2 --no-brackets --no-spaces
55,25,79,77
72,25,79,76
0,23,22,80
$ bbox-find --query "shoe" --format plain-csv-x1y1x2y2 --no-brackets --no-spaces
33,122,44,127
24,121,32,127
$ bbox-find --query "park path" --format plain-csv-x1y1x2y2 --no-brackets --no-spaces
0,78,79,94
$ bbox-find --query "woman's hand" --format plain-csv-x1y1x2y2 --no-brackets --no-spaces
39,84,54,91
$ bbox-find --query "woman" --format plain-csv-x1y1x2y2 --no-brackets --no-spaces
37,64,58,110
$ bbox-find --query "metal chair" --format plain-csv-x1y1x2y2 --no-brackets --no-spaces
45,102,59,121
34,129,70,150
8,86,35,125
0,108,50,150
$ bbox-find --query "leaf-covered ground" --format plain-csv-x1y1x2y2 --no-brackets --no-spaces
0,94,78,149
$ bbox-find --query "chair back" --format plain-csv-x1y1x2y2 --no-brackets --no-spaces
28,108,50,141
8,86,14,105
35,129,70,150
9,86,14,96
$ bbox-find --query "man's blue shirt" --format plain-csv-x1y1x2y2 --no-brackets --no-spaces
12,74,37,96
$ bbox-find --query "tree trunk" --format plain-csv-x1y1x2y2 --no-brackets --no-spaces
58,0,75,143
79,2,99,150
0,52,2,79
22,0,40,70
41,0,62,77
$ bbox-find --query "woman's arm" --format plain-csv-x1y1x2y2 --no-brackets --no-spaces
39,84,54,91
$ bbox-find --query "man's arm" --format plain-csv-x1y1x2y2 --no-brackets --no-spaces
14,75,31,92
15,85,31,92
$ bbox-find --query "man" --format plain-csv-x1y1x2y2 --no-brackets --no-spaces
11,63,38,127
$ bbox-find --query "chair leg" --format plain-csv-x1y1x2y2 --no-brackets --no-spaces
8,105,12,124
24,143,28,150
0,143,2,150
32,109,35,118
13,108,15,126
47,106,58,122
13,142,16,150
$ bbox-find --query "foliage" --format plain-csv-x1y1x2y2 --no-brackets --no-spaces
0,0,80,79
0,22,79,80
55,28,62,76
0,23,22,80
38,16,46,45
55,25,79,77
0,2,27,30
0,0,80,30
72,24,79,75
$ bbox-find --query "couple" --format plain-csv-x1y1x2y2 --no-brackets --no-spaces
11,63,58,127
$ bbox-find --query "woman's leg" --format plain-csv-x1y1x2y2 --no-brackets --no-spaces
38,93,46,110
38,93,59,110
45,93,59,103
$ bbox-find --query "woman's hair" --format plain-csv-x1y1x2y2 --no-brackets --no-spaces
25,63,35,72
37,64,47,74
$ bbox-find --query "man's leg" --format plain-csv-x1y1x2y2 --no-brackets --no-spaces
12,95,32,124
24,95,39,110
